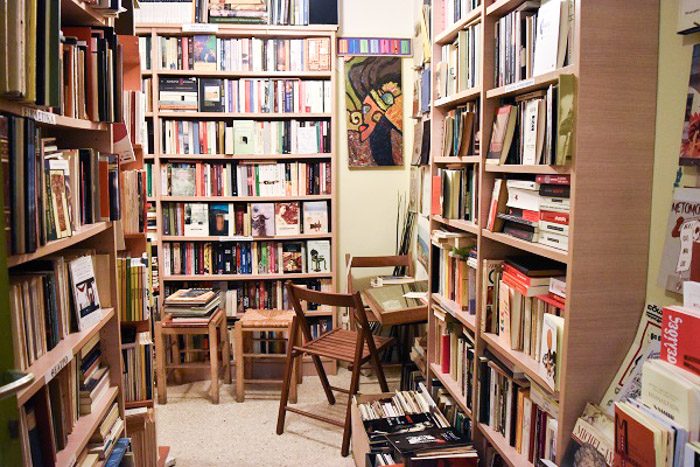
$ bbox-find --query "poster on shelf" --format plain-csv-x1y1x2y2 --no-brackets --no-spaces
345,56,404,167
680,44,700,165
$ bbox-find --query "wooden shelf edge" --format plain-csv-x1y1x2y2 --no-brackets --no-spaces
432,216,480,235
159,195,332,202
481,333,559,399
0,98,109,130
434,156,481,164
125,399,155,409
484,164,571,175
161,233,333,242
481,230,569,264
162,272,333,281
486,65,575,99
158,153,332,161
55,386,120,467
435,6,483,45
478,423,533,467
429,363,472,417
432,293,477,333
434,86,481,109
154,69,332,78
9,222,111,267
135,23,339,34
17,308,116,405
155,111,332,119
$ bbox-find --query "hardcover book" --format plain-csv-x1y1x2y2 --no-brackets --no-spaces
69,256,102,330
282,242,304,273
660,305,700,376
208,203,231,236
251,203,275,237
199,78,224,112
539,313,564,390
302,201,328,233
306,240,331,273
169,166,196,196
184,203,209,237
192,35,217,71
487,105,517,164
275,202,300,235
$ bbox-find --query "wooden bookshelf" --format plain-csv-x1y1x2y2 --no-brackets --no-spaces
429,363,471,415
426,0,659,464
138,23,340,377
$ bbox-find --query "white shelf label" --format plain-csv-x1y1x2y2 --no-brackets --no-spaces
21,108,57,125
504,77,535,94
182,23,218,33
45,349,73,384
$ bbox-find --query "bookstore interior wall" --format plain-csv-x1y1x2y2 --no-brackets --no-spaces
336,0,418,282
646,0,697,306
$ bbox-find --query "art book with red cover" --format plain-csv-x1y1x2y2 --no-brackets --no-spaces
613,403,658,467
660,305,700,376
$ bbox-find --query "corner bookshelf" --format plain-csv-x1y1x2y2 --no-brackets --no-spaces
426,0,658,465
136,23,339,377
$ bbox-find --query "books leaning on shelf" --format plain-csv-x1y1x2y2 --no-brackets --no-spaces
433,309,476,411
158,77,331,114
120,169,148,234
117,257,149,322
121,328,154,404
79,335,111,415
487,175,570,251
86,402,124,460
436,21,481,98
433,166,479,222
1,115,122,255
431,230,477,313
442,0,480,27
154,35,331,72
162,201,328,237
478,354,559,464
160,119,331,155
441,103,480,158
161,161,332,197
163,287,221,318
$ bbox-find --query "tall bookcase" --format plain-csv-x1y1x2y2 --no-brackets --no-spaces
136,23,339,376
426,0,659,464
0,1,135,464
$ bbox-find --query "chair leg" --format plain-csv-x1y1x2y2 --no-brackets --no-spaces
172,335,182,385
209,323,220,404
288,325,299,404
155,323,167,405
277,327,299,435
221,319,232,385
311,355,336,405
341,354,363,456
235,323,245,402
370,346,390,393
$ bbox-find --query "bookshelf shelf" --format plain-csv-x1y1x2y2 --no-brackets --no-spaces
477,423,532,467
154,69,333,79
161,233,332,242
481,333,558,399
483,164,570,175
162,273,333,282
125,399,155,409
55,386,120,467
158,153,332,161
137,23,338,36
434,6,483,45
429,363,471,416
61,0,110,26
485,65,576,99
160,195,332,202
17,308,116,405
0,99,110,131
432,215,480,235
8,221,112,267
485,0,533,18
433,156,481,164
432,293,477,333
434,86,482,109
481,230,568,264
153,111,332,119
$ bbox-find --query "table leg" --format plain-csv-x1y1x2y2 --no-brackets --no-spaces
209,323,220,404
235,323,244,402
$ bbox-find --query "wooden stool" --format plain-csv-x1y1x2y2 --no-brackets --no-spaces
155,309,231,404
234,309,300,403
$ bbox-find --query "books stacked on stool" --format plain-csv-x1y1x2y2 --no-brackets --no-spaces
163,288,221,322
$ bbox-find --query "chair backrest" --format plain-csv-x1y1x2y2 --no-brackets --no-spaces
345,254,412,293
285,282,371,340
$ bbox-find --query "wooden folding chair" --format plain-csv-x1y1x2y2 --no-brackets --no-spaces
276,282,394,457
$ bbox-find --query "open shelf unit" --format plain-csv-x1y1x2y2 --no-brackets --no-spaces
137,22,339,377
425,0,659,465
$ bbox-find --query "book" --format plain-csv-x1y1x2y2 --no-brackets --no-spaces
532,0,564,76
184,203,209,236
158,77,198,110
275,202,300,235
192,35,218,71
198,78,224,112
282,242,304,273
302,201,328,233
660,305,700,377
209,203,232,237
251,203,275,237
562,403,614,466
539,313,564,390
486,105,517,164
306,240,331,273
614,401,668,467
69,256,102,331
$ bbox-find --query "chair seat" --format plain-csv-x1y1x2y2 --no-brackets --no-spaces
239,309,295,328
294,329,393,363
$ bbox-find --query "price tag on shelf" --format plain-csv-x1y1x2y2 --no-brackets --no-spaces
45,349,73,384
504,77,535,94
182,23,218,33
21,107,57,125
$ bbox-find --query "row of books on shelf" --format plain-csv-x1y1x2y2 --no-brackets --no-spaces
431,229,477,313
162,201,329,237
434,309,476,412
486,80,572,167
157,77,331,114
493,0,573,88
488,175,571,251
436,22,481,96
123,89,149,148
117,257,150,322
441,103,479,158
478,353,559,465
247,316,332,353
121,329,154,404
161,239,331,276
443,0,480,27
161,161,332,197
120,169,148,234
145,35,331,72
2,115,121,255
157,119,331,155
206,0,317,25
9,254,110,371
432,165,479,223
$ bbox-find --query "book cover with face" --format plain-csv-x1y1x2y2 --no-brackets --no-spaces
275,202,300,235
251,203,275,237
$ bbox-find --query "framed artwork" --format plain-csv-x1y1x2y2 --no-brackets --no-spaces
345,56,404,167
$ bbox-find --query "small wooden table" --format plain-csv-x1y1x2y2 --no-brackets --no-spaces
354,278,429,326
155,308,231,404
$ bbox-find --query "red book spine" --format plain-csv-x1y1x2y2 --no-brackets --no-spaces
440,332,450,373
660,306,700,376
502,263,534,286
501,272,529,296
535,294,566,311
540,210,570,225
432,175,442,216
535,174,571,185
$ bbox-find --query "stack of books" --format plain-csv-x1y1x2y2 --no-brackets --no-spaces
85,402,125,461
163,288,221,319
79,336,112,415
208,0,270,24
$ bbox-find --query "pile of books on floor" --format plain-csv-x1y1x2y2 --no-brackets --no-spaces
354,386,478,466
163,288,221,320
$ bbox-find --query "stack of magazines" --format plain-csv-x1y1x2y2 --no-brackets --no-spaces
163,288,221,319
208,0,269,24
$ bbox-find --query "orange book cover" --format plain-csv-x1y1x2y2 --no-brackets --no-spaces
614,404,656,467
432,175,442,216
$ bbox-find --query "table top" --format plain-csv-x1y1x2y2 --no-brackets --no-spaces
355,277,429,326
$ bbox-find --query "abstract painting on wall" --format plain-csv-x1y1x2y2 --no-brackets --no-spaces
345,56,403,167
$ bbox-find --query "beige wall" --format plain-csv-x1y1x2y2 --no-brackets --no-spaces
336,0,416,286
645,0,699,306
